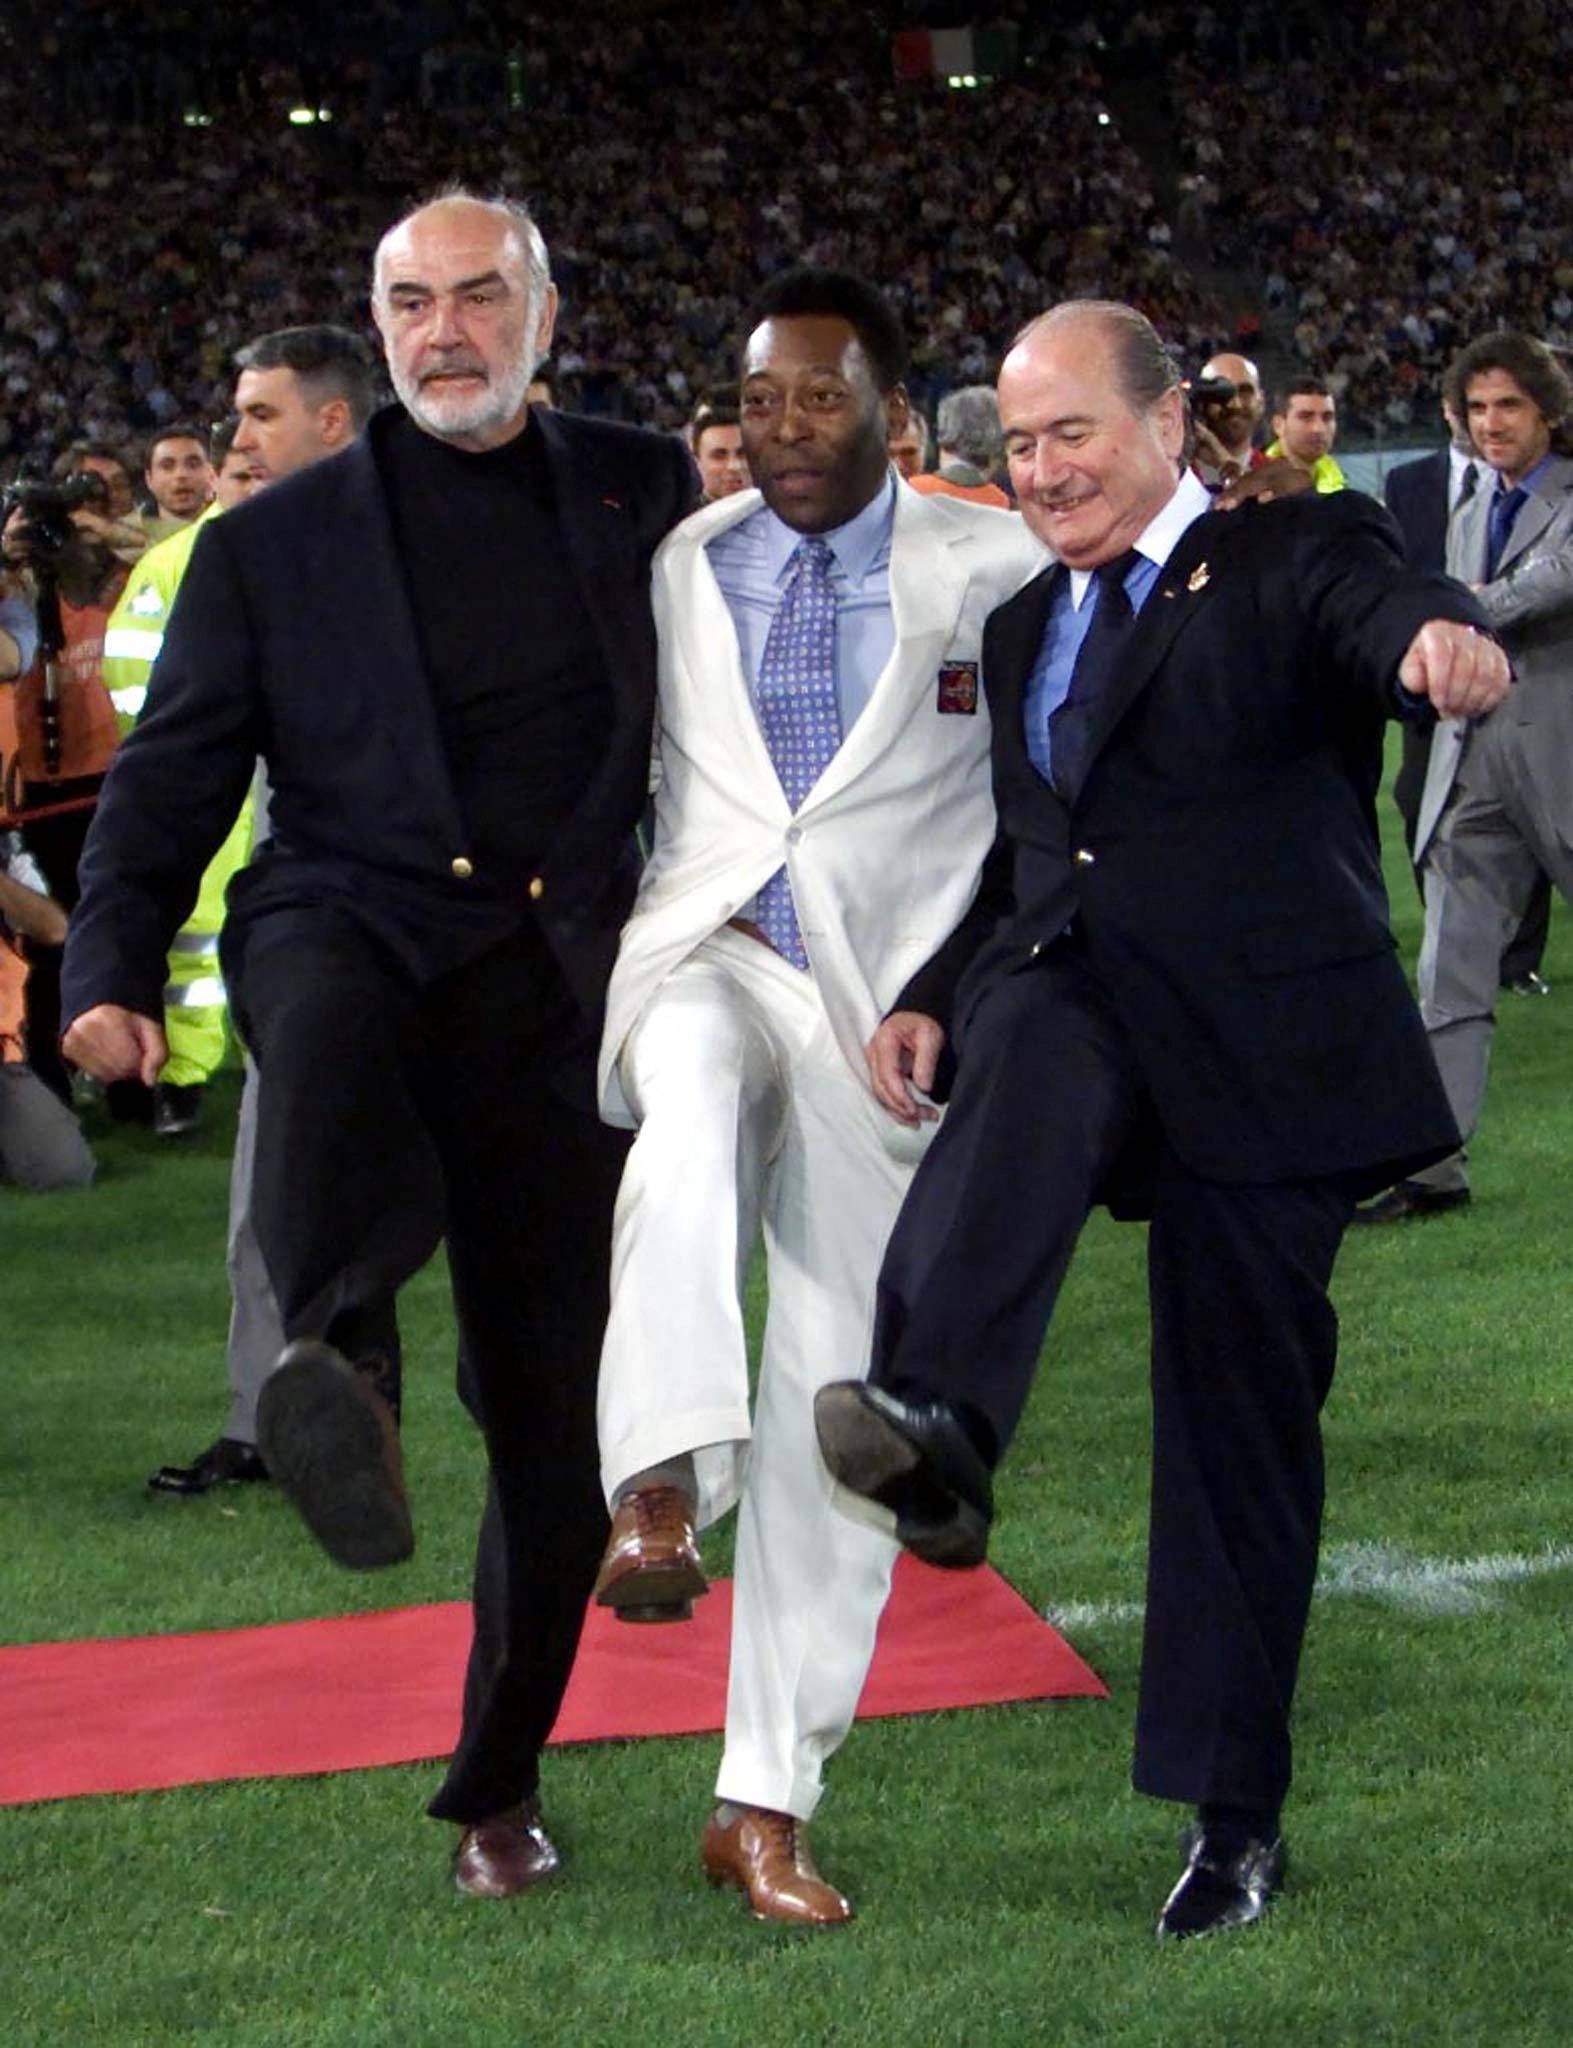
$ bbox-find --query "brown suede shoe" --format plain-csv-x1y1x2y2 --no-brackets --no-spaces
701,1806,853,1926
592,1485,708,1622
452,1801,562,1898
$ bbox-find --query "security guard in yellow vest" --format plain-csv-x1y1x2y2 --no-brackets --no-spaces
101,424,261,1134
1265,379,1347,494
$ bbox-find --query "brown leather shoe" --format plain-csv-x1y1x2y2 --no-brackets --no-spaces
700,1806,853,1926
452,1801,562,1898
592,1485,708,1622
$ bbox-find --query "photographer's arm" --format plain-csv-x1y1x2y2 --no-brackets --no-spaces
0,865,67,947
0,589,38,680
70,506,148,562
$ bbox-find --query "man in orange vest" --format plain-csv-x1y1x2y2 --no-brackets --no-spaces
905,386,1011,506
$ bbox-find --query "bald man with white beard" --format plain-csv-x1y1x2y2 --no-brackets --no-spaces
61,192,694,1892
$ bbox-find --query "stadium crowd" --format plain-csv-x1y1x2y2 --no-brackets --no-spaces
1172,0,1573,434
0,0,1241,467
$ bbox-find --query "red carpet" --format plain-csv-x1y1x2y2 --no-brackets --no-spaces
0,1556,1102,1806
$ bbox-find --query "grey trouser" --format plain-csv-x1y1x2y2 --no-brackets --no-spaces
0,1063,95,1191
1415,717,1573,1192
223,1056,285,1444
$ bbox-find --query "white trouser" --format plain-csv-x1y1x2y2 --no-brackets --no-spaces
599,927,928,1819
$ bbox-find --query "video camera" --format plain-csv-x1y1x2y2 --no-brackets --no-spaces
1188,374,1237,408
2,472,109,561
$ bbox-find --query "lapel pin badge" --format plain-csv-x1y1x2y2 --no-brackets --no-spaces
936,660,979,715
1187,562,1210,593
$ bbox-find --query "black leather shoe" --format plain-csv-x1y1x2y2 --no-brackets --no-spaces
1350,1181,1471,1226
1156,1824,1286,1940
452,1801,562,1898
813,1381,993,1568
152,1081,204,1138
148,1436,270,1495
255,1340,413,1570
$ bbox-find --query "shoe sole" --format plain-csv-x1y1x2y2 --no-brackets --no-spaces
814,1387,987,1570
595,1560,709,1622
256,1350,413,1570
146,1467,269,1496
1349,1192,1471,1227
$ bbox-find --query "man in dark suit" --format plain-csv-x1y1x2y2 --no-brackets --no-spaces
60,192,695,1894
814,301,1507,1938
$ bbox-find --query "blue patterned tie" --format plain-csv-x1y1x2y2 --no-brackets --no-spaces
1485,482,1527,580
754,537,841,969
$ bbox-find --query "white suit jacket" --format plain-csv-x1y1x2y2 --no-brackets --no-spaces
598,481,1046,1123
1415,451,1573,859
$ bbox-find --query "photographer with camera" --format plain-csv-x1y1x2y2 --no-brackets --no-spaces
49,444,152,564
1189,350,1268,492
1,470,129,801
1,468,130,1103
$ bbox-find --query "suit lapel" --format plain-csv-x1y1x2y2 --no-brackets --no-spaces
538,411,655,729
1070,513,1224,792
800,486,970,813
1495,456,1573,572
985,559,1061,741
1497,486,1555,572
336,428,465,832
664,493,790,801
1447,487,1489,581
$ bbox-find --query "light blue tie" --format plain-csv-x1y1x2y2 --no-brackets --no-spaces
754,537,841,969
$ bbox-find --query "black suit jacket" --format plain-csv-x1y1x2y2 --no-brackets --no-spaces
903,490,1489,1192
62,406,695,1034
1382,448,1450,572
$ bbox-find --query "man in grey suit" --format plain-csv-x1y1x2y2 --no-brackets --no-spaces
1358,332,1573,1223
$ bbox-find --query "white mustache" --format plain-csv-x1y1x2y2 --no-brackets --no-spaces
418,359,488,385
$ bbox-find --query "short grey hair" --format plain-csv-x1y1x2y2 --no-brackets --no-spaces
372,187,553,306
1011,300,1181,414
935,385,1003,468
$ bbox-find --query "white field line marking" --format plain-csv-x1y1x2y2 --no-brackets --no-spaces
1044,1541,1573,1633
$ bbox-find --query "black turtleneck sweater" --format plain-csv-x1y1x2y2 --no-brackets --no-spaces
377,408,613,915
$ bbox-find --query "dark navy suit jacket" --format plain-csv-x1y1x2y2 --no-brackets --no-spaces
902,490,1487,1194
1382,447,1451,572
63,406,695,1036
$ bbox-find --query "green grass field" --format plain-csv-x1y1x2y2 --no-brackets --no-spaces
5,776,1571,2046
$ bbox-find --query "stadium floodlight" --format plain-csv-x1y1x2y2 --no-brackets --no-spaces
287,106,334,126
182,110,212,128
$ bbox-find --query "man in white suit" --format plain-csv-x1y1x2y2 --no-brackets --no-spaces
590,269,1043,1924
1358,330,1573,1223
